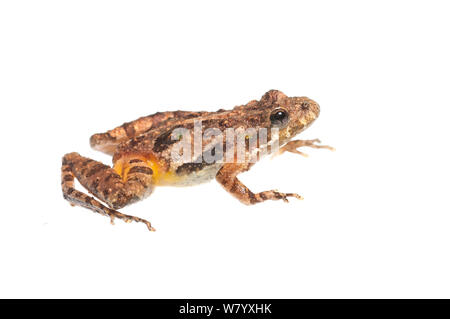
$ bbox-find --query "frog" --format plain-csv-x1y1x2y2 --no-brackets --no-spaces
61,90,334,231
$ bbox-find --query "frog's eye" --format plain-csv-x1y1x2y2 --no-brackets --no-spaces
270,109,289,127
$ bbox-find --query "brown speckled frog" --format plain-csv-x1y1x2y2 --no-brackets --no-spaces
61,90,333,231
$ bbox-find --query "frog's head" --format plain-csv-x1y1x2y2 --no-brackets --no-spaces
259,90,320,144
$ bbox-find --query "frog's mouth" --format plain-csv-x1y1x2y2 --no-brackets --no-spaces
283,110,319,141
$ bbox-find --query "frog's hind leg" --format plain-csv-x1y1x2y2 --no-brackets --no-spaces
89,111,208,155
61,152,155,231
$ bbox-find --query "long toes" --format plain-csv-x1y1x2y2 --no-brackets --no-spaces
130,216,155,232
145,222,156,232
285,193,304,201
318,145,335,151
105,208,155,232
273,191,303,202
135,217,155,232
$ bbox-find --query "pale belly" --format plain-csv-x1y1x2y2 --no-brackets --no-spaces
156,163,223,187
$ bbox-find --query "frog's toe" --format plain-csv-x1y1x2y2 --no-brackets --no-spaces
256,190,303,203
280,192,303,202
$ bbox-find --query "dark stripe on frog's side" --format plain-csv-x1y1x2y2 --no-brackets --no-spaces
152,130,178,152
175,144,223,175
152,127,181,152
152,124,194,153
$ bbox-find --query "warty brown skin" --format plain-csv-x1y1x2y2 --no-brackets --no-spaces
61,90,333,231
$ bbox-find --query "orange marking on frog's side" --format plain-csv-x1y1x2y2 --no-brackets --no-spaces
113,153,178,186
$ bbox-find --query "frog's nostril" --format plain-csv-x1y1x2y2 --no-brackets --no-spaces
306,101,320,118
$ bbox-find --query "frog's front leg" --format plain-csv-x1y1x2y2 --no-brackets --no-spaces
276,139,335,157
215,163,303,205
61,152,155,231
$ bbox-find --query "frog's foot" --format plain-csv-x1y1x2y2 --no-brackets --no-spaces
275,138,335,157
64,187,155,231
255,190,303,203
106,208,155,231
61,152,156,232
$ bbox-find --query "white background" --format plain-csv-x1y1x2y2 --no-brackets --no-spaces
1,0,449,298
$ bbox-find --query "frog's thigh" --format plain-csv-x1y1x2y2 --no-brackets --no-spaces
61,152,155,231
215,163,302,205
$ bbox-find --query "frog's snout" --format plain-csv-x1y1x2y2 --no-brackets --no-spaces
301,98,320,120
310,101,320,119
